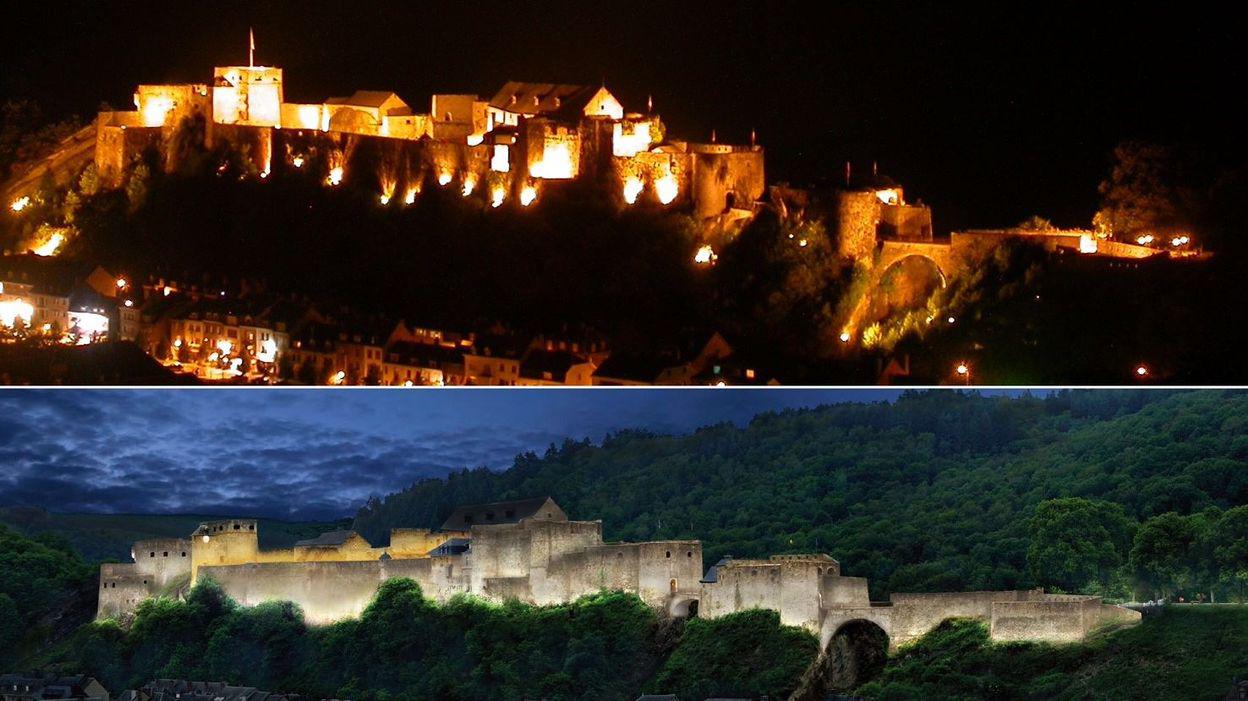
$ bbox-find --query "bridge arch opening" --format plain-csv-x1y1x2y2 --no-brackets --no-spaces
823,619,890,691
669,596,699,618
868,254,946,325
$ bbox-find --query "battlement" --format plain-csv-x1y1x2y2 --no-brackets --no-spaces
193,519,258,537
86,57,763,219
96,497,1139,651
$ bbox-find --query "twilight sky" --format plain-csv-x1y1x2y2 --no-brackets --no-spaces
0,389,910,521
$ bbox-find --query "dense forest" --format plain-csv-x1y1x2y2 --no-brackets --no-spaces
354,390,1248,601
0,524,96,669
0,509,347,564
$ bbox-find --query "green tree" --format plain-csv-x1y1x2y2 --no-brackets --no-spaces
1092,141,1199,240
1210,506,1248,602
1129,512,1203,599
1027,498,1135,594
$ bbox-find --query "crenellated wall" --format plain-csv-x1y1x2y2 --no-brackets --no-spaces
97,510,1141,655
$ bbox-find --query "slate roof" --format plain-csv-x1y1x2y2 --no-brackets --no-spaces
488,81,602,117
592,351,678,384
467,333,530,359
0,674,106,700
0,254,86,296
439,496,562,531
519,348,583,381
701,556,733,583
138,680,300,701
325,90,410,115
430,537,471,556
293,530,367,548
386,341,464,369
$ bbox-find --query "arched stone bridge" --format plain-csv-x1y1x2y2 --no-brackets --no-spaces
872,240,966,289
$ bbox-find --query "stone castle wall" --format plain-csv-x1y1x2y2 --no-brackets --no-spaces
836,190,880,260
131,538,192,589
701,556,842,631
690,148,765,218
98,512,1141,655
97,563,155,620
199,558,456,624
187,519,700,622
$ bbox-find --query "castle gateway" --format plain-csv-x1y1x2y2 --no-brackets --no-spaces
98,497,1139,651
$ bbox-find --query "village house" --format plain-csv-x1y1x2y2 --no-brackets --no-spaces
0,675,109,701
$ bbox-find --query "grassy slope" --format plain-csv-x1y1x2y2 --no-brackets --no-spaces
1058,605,1248,700
858,605,1248,701
0,508,347,563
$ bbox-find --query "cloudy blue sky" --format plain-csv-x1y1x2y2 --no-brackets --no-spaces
0,389,916,521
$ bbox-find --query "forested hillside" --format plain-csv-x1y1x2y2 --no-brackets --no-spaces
0,509,347,564
353,390,1248,599
0,524,96,668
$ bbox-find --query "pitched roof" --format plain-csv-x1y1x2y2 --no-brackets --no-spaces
439,496,564,531
294,529,367,548
593,351,678,384
326,90,410,114
386,341,464,369
519,348,584,381
701,556,733,583
488,81,601,117
468,333,530,359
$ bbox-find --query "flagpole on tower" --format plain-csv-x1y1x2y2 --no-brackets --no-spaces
249,28,255,68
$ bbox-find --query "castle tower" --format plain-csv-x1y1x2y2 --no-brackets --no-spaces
212,34,282,127
190,518,260,582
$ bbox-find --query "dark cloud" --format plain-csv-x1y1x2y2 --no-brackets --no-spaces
0,389,906,520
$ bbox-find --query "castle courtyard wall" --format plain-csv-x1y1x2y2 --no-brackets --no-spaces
197,558,457,625
131,538,192,589
820,574,870,607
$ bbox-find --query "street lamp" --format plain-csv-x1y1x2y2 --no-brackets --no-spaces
1135,364,1149,379
955,362,970,385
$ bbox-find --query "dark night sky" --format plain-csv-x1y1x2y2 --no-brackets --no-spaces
0,388,930,520
0,2,1237,233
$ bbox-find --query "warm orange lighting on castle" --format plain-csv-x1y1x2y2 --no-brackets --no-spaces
530,142,574,179
694,244,716,265
623,176,643,205
655,171,678,205
491,145,510,173
519,185,537,207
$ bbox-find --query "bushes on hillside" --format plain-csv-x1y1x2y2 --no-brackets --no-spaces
43,580,816,701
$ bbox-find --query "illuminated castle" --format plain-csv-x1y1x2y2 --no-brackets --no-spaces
93,35,764,219
98,496,1139,652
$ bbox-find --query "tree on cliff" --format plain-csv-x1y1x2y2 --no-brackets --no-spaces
1027,498,1134,594
1092,141,1200,240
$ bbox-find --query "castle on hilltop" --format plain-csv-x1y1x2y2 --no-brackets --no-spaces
98,496,1140,652
87,38,764,220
